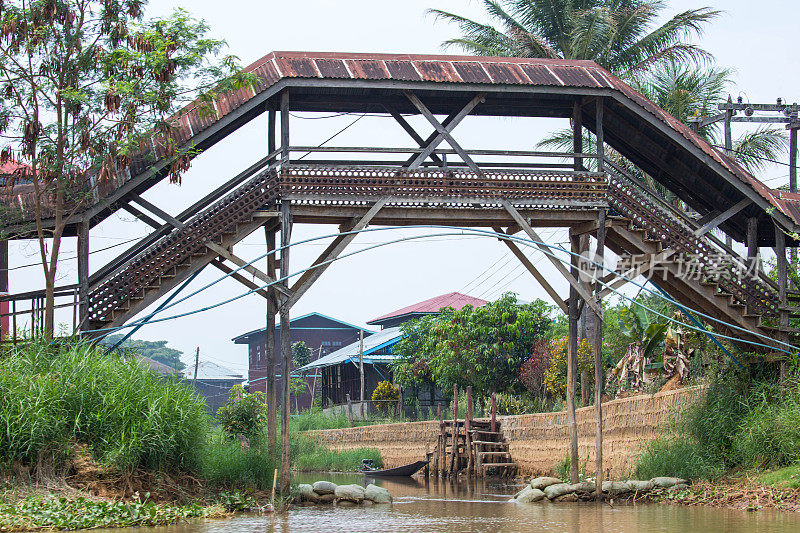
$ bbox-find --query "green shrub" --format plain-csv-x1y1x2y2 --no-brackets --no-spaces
0,340,208,473
216,385,266,441
371,381,399,416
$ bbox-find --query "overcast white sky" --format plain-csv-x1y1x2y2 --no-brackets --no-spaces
7,0,799,374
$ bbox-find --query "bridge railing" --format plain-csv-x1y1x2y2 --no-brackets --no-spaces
284,146,600,171
0,285,82,344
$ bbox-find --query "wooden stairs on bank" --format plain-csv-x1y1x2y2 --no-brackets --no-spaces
428,393,517,479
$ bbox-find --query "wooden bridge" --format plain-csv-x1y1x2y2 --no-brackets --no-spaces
5,50,799,491
2,51,798,358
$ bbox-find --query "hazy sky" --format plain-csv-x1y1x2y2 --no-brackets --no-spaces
7,0,798,374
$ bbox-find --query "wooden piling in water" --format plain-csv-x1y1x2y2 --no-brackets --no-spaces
466,386,474,476
449,385,459,476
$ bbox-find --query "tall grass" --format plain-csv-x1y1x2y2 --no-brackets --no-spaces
290,432,381,472
634,376,800,480
0,340,208,473
198,428,276,489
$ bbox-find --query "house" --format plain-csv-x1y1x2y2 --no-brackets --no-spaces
134,354,181,377
232,312,372,410
301,293,487,413
367,292,488,329
185,361,243,414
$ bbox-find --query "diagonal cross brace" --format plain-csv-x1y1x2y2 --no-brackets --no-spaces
501,199,602,316
206,242,292,298
383,104,444,166
283,198,388,309
494,227,568,314
404,91,485,171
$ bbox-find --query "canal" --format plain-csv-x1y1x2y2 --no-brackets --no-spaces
115,473,800,532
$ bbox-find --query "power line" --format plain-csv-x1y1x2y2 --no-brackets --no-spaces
84,225,798,356
3,236,142,272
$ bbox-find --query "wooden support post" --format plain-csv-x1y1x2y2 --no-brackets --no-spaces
346,393,354,427
466,386,474,476
490,393,497,433
437,404,444,477
593,209,606,499
279,200,292,495
359,329,365,418
790,123,798,289
396,385,403,418
567,231,580,484
775,225,789,383
280,90,290,163
577,233,590,405
747,217,759,261
449,385,459,475
77,219,90,332
596,98,605,172
573,100,583,171
724,99,734,248
265,227,278,462
268,104,277,164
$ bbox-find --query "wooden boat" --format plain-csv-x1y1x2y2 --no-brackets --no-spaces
360,460,428,477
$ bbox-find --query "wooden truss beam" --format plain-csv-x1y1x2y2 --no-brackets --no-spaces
501,199,601,315
209,259,269,300
129,194,183,229
384,104,444,166
695,198,751,236
494,227,568,314
598,249,675,299
284,198,388,308
206,242,291,298
405,92,485,170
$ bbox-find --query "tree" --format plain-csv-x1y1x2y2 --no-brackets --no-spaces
0,1,252,337
291,341,313,369
103,334,184,370
391,294,553,398
429,0,719,78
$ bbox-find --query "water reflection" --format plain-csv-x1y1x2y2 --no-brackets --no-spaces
97,474,800,533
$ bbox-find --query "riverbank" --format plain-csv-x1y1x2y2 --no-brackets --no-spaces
645,478,800,513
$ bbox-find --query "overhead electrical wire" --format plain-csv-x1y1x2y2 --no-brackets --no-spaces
83,225,799,357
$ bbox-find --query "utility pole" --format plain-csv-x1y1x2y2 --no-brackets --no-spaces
193,347,200,381
689,97,799,252
359,329,365,418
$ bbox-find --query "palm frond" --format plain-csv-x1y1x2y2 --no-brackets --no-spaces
427,9,517,55
613,7,721,76
732,127,789,174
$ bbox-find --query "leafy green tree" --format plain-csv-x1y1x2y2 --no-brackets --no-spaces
429,0,719,77
104,334,184,370
391,294,553,398
0,1,252,337
291,341,313,369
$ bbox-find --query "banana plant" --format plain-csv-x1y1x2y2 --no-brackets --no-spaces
609,304,667,389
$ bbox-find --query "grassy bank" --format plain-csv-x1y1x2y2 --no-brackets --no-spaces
0,341,378,490
0,340,208,474
634,373,800,483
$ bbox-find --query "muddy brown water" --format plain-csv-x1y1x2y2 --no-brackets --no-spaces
107,473,800,532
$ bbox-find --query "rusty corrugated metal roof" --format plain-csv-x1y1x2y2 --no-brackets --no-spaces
163,52,798,226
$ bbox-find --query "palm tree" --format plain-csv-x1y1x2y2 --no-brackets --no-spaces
539,62,788,179
429,0,720,77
